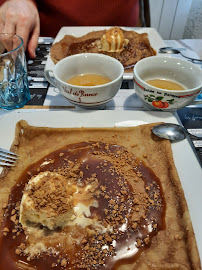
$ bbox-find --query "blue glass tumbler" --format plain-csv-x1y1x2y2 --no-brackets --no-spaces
0,33,30,110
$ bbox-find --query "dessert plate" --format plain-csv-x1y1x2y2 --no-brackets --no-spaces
44,27,165,81
0,110,201,261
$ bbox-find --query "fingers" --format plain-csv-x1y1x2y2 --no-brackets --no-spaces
0,4,19,51
0,0,40,57
4,9,16,35
27,22,40,59
0,5,15,51
0,9,5,33
3,14,30,52
0,22,4,33
16,19,31,50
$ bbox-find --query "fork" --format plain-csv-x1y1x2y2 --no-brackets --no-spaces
0,148,19,167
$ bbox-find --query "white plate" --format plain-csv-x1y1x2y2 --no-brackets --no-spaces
0,110,201,262
44,27,165,80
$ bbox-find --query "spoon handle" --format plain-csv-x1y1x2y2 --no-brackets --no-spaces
180,52,202,63
159,46,186,52
187,131,202,139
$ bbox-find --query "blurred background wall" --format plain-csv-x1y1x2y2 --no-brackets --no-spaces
150,0,202,39
183,0,202,38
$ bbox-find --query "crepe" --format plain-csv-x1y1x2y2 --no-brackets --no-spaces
0,120,201,270
50,27,156,71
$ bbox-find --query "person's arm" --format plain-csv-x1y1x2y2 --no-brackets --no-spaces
0,0,40,58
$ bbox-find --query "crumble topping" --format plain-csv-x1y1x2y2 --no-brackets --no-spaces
19,172,75,230
2,141,164,269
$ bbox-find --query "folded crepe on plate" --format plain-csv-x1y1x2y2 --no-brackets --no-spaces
0,121,200,269
50,27,156,71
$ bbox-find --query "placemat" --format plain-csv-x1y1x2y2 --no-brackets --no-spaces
24,37,202,167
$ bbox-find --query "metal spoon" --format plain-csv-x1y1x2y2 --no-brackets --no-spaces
159,46,186,52
159,47,202,62
152,123,202,141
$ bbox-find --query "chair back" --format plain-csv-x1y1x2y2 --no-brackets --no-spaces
139,0,150,27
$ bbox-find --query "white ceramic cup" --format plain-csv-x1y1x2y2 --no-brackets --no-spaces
133,56,202,111
44,53,124,107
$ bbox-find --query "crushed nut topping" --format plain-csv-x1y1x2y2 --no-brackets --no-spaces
1,141,164,269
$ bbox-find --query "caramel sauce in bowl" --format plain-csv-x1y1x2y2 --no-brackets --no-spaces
45,53,124,108
146,79,185,91
0,142,165,270
66,73,111,86
133,56,202,111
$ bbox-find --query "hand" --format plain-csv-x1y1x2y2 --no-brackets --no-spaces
0,0,40,58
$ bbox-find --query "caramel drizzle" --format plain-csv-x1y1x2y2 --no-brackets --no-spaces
0,142,165,270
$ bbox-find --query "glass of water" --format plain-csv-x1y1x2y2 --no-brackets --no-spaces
0,33,30,110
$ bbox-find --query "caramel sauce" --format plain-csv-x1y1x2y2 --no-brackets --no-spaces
146,79,185,90
0,142,165,270
64,36,156,69
67,38,97,56
100,27,128,53
66,74,111,86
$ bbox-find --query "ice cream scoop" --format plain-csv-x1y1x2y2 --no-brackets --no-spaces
98,27,129,53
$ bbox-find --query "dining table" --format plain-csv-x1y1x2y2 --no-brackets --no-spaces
0,31,202,268
0,35,201,167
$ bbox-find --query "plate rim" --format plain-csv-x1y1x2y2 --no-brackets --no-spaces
0,109,202,260
0,109,201,261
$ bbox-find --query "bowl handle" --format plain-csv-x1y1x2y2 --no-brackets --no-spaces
44,69,57,87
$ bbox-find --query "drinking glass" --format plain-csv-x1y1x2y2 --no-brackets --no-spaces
0,33,30,110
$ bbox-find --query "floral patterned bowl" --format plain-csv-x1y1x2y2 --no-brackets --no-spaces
133,56,202,111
